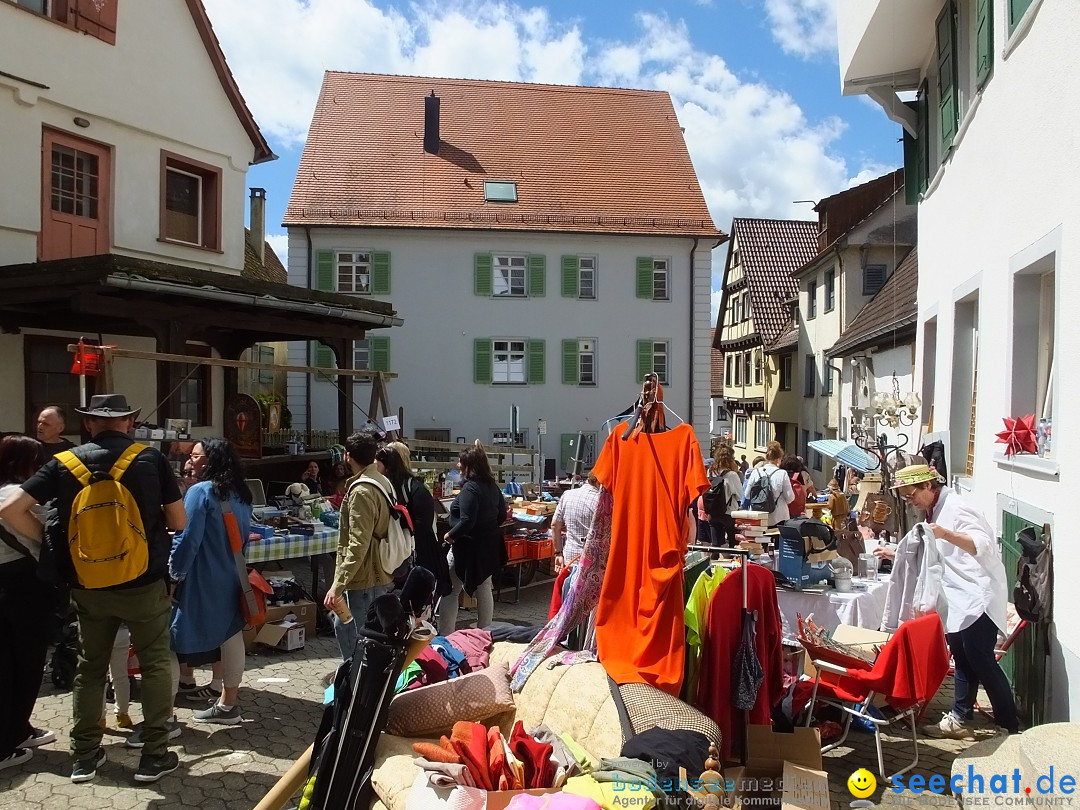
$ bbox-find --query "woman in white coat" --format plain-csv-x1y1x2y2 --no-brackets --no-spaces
881,464,1018,738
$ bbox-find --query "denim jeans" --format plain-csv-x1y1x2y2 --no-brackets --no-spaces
333,583,393,661
946,612,1019,732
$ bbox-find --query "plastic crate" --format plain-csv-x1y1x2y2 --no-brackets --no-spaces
505,538,527,561
526,537,555,560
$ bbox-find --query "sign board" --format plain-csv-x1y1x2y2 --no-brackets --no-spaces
537,419,547,435
381,414,401,432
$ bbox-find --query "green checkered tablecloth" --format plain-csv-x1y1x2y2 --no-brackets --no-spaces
246,525,338,563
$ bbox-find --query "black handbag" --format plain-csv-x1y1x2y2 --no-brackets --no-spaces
732,609,764,711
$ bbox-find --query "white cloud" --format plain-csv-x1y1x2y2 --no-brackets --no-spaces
762,0,837,59
266,233,289,263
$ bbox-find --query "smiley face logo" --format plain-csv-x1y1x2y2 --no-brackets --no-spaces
848,769,877,798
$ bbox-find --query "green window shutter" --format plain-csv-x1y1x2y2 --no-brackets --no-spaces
561,256,579,298
313,341,334,369
902,86,931,204
936,0,958,155
528,255,546,297
474,253,493,297
369,336,390,372
528,339,545,384
1008,0,1034,33
635,257,653,299
975,0,993,88
316,250,334,291
473,338,492,384
559,433,576,473
562,339,579,384
636,340,654,382
371,251,391,294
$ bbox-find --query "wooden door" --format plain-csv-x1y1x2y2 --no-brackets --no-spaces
40,128,111,261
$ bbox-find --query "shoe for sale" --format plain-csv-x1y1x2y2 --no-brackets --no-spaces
183,684,221,703
71,748,106,783
0,748,33,772
193,703,242,725
125,718,182,749
134,751,179,783
20,727,56,748
926,712,973,739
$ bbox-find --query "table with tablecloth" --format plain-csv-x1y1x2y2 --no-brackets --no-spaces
775,574,890,636
246,525,338,563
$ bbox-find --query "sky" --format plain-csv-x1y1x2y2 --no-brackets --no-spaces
201,0,902,319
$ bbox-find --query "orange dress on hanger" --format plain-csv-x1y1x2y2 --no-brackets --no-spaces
593,422,708,696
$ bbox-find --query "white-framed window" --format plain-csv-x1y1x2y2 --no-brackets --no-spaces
733,352,742,386
493,255,527,297
754,418,769,450
725,355,733,388
651,340,669,385
640,258,669,301
353,339,370,371
743,292,752,321
733,295,742,323
337,251,371,294
735,415,748,446
742,351,752,386
493,339,527,384
753,349,763,386
1011,241,1056,460
825,269,836,312
578,339,595,385
578,256,596,300
779,354,793,391
491,429,528,446
249,344,275,385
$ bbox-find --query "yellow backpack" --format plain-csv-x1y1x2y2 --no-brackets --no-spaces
56,443,150,589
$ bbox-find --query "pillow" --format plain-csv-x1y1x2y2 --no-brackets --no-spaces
386,663,515,737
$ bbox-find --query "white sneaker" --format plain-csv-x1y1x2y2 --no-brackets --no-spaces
926,712,973,739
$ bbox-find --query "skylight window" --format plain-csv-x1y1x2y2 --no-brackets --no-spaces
484,181,518,203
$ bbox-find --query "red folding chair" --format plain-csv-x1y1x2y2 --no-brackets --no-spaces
803,613,950,781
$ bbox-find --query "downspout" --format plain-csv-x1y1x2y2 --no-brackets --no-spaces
834,244,844,434
689,237,699,426
305,225,313,433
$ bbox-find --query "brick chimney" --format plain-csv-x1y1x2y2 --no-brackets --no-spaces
247,187,266,264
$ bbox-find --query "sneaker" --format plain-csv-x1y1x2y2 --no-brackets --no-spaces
183,684,221,703
926,712,974,739
71,748,106,783
20,727,56,748
134,751,179,783
0,748,33,772
125,718,182,749
192,703,242,725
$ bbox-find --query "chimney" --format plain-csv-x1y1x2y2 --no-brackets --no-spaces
248,187,266,264
423,91,440,155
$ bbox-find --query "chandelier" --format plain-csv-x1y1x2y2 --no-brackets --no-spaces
869,374,921,429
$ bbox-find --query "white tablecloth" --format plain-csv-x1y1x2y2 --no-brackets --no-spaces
776,575,890,636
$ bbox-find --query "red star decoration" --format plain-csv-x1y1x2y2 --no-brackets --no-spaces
996,414,1038,457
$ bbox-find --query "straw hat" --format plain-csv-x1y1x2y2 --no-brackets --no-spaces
889,464,944,489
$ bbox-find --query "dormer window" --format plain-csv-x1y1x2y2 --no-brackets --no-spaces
484,181,518,203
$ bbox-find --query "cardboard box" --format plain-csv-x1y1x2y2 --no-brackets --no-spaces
802,624,889,679
485,789,560,810
263,599,318,640
255,621,305,651
724,726,830,810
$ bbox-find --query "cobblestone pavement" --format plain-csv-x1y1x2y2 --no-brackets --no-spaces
1,567,985,809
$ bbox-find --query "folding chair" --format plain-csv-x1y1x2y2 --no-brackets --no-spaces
803,613,950,781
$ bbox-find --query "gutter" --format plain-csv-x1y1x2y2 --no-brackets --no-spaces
689,237,698,426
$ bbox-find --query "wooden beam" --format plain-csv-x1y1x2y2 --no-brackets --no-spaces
66,345,398,379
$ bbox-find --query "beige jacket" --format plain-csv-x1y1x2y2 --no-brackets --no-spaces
333,464,392,591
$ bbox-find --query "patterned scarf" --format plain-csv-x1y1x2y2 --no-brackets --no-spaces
509,488,613,691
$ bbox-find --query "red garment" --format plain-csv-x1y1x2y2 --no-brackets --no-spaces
788,478,806,517
593,424,708,696
450,721,494,790
487,725,514,791
415,647,449,685
412,741,461,764
548,565,574,619
445,628,494,674
509,720,555,789
696,563,783,761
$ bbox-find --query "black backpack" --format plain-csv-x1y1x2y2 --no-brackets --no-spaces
1014,524,1052,623
701,476,730,521
747,467,778,514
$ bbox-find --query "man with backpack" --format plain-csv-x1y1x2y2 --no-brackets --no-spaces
324,428,394,661
742,440,795,526
0,394,186,784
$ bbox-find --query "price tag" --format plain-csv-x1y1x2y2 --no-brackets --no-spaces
381,415,401,432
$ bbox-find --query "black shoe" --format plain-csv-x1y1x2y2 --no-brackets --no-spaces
71,748,106,783
134,751,179,783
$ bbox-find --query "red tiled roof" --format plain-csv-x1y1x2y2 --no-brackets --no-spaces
714,218,818,350
764,324,799,354
242,230,287,284
285,72,722,237
711,345,724,397
830,247,918,357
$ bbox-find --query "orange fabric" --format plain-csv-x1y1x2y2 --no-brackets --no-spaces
412,741,461,764
593,423,708,696
450,721,494,790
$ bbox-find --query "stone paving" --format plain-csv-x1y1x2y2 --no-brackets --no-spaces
0,567,988,809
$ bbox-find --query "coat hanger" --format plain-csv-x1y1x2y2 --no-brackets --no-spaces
620,373,685,439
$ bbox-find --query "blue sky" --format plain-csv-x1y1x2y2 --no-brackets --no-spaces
203,0,900,312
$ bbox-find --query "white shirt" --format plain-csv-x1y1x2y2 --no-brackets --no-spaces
744,463,795,526
0,482,46,564
928,486,1009,635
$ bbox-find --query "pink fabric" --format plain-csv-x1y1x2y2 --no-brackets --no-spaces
445,628,494,674
505,794,602,810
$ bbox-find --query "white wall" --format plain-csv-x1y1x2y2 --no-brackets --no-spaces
286,227,714,468
912,1,1079,719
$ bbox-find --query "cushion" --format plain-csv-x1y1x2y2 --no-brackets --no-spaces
385,663,515,737
616,681,722,751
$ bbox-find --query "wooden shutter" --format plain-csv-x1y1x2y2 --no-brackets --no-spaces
975,0,993,87
562,339,579,384
561,256,579,298
313,341,334,369
371,251,391,294
528,340,545,384
369,337,390,372
635,257,653,299
936,0,958,155
474,253,493,296
316,250,334,291
1008,0,1034,33
528,255,546,297
636,340,654,382
473,338,492,384
73,0,117,44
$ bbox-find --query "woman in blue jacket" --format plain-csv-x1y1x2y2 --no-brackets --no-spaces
169,439,252,726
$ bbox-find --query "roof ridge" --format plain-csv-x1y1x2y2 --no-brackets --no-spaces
323,70,670,97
